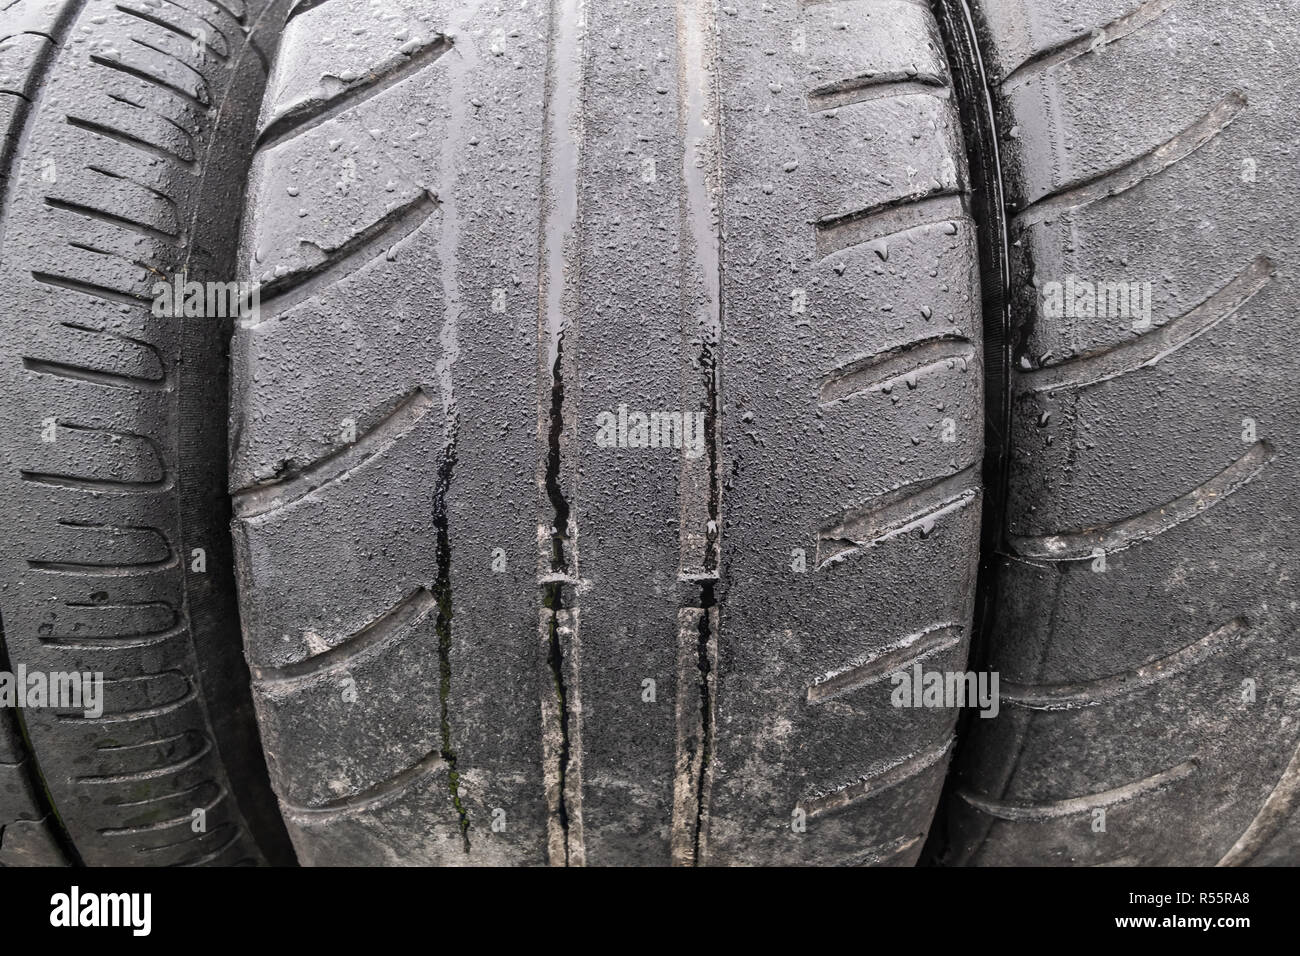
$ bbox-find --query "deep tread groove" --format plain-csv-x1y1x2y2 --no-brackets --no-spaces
31,269,153,306
432,435,471,852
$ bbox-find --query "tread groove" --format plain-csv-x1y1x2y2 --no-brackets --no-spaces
206,0,245,26
807,623,964,704
172,827,241,866
86,164,181,211
959,760,1199,820
1000,0,1181,90
90,52,207,110
1009,440,1275,560
115,4,229,60
281,749,445,817
1218,735,1300,866
162,0,232,46
31,269,153,306
232,387,434,518
1013,90,1246,229
1001,617,1248,709
22,356,169,390
818,464,980,567
252,587,437,684
820,334,975,405
808,72,948,111
64,114,196,167
28,555,178,575
41,623,188,651
816,190,967,258
60,671,195,719
75,738,212,784
249,192,437,321
1017,256,1273,392
45,195,180,240
256,36,451,151
844,832,923,866
799,737,953,818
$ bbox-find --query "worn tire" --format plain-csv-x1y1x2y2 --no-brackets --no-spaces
0,0,291,865
230,0,984,864
940,0,1300,865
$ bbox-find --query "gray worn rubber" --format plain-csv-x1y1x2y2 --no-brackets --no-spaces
0,0,292,865
231,0,983,864
943,0,1300,865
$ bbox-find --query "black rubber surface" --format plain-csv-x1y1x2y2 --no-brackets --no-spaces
940,0,1300,866
229,0,984,865
0,0,292,866
5,0,1294,870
